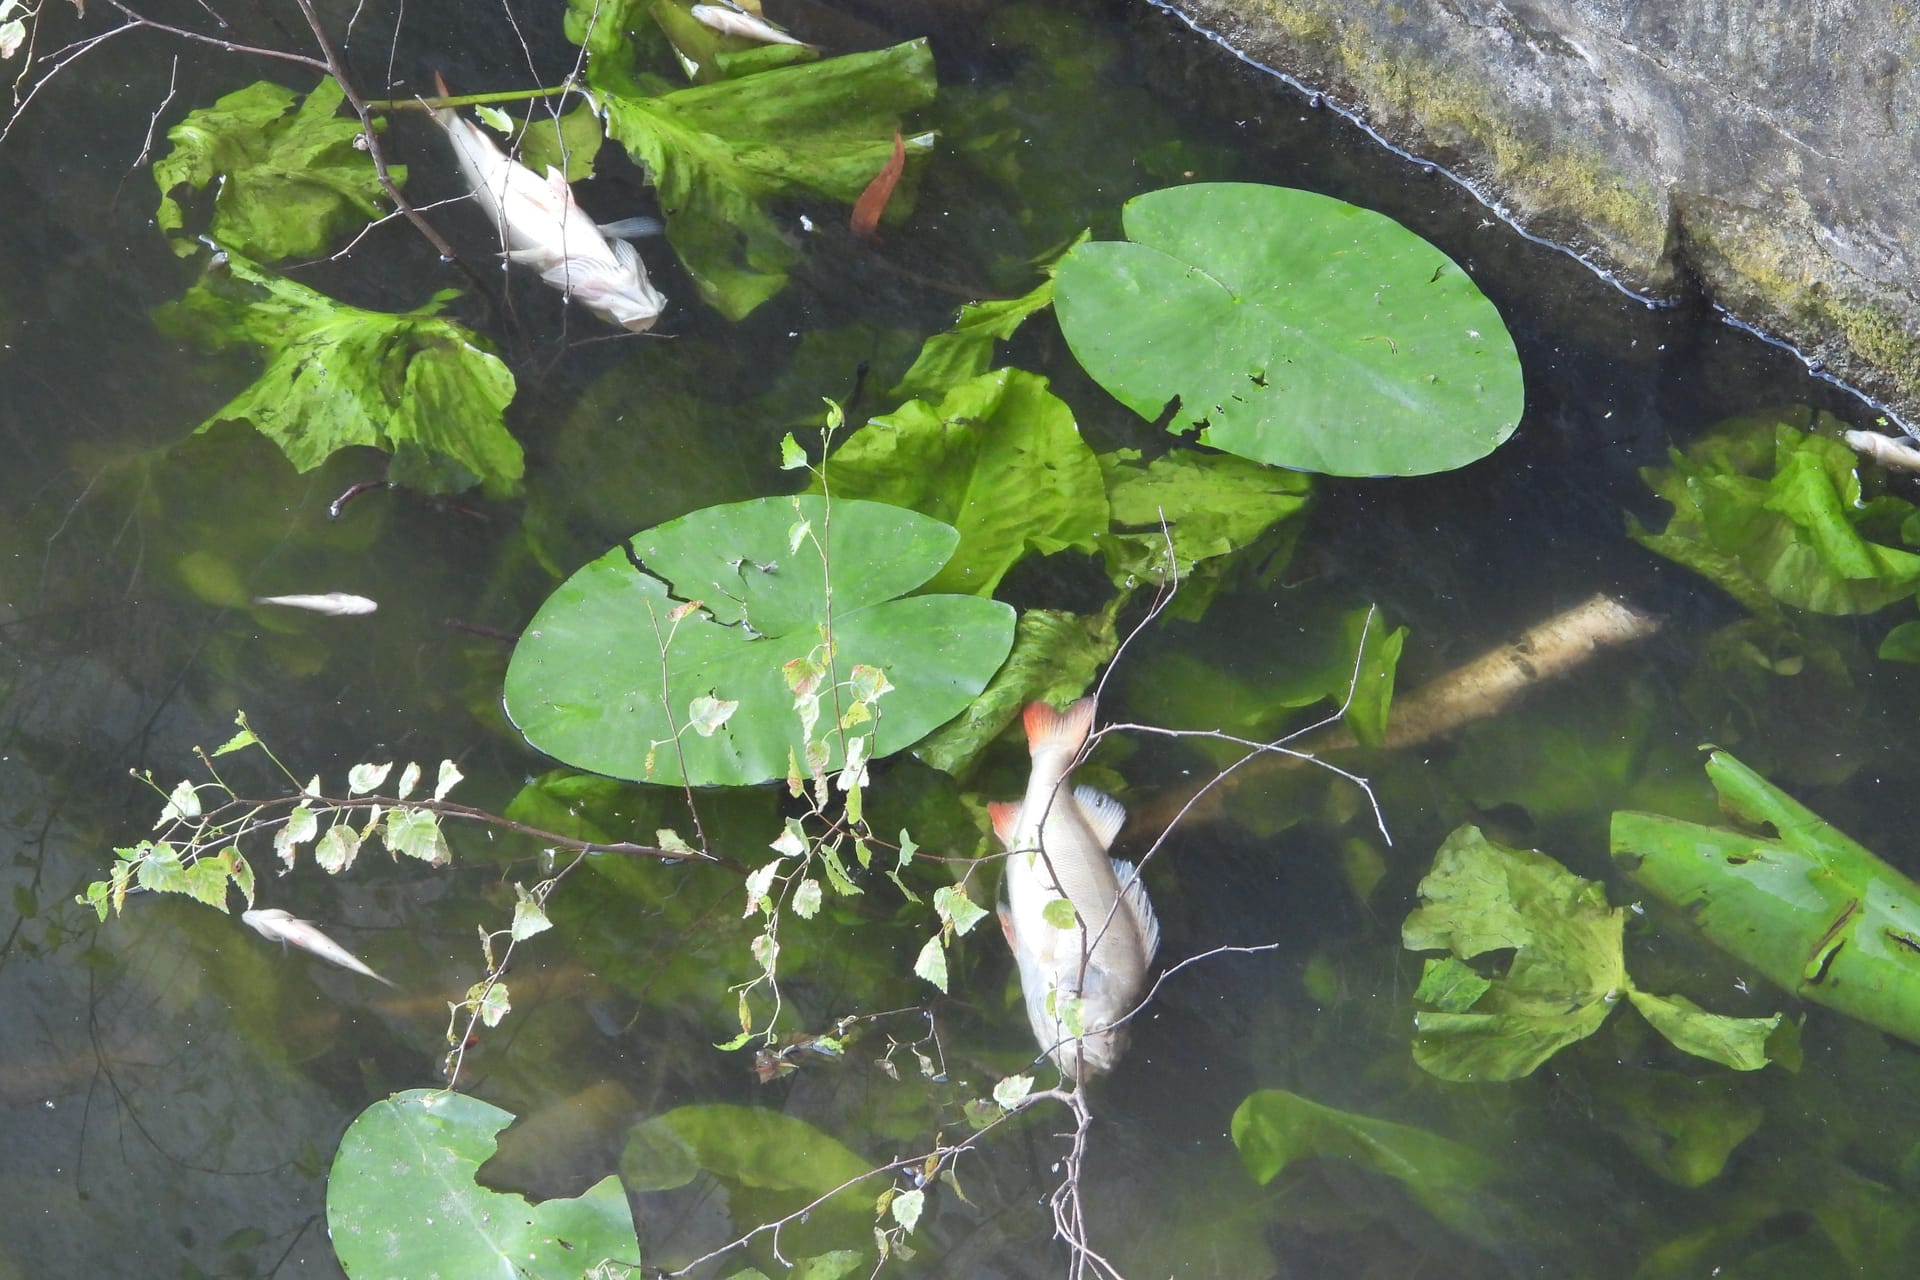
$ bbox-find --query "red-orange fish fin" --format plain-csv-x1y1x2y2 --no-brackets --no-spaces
850,129,905,240
987,800,1021,845
1022,697,1095,756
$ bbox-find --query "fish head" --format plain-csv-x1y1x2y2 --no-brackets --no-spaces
561,240,668,332
1060,1024,1128,1077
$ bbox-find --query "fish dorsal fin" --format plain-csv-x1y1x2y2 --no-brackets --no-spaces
1022,697,1095,758
1072,785,1126,848
610,236,643,273
1110,857,1161,963
987,800,1022,847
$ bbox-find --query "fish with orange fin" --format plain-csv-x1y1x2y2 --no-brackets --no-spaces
990,698,1159,1079
431,73,667,332
243,908,397,987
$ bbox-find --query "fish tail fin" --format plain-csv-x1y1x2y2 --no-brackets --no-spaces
1022,697,1095,758
430,73,463,133
987,800,1022,847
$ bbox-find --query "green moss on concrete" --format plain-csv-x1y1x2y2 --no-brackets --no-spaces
1244,0,1666,263
1689,219,1920,397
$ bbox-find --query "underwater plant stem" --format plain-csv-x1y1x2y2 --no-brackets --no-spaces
362,84,577,111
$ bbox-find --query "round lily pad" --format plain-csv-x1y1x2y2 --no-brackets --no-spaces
504,497,1015,786
1053,183,1524,477
327,1089,640,1278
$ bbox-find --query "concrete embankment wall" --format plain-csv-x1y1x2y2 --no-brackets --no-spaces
1167,0,1920,423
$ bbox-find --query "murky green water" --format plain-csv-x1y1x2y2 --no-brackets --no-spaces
6,1,1920,1277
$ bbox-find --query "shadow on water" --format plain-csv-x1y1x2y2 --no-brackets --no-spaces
5,0,1919,1276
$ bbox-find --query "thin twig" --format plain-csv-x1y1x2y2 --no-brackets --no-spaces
284,0,493,294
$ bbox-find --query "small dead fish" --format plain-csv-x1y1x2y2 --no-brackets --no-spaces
242,908,397,987
252,592,378,616
991,699,1159,1078
690,2,810,46
433,75,667,332
1844,428,1920,475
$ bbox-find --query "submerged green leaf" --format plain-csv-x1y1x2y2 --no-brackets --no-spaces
156,252,520,496
1613,750,1920,1049
1630,409,1920,616
512,99,606,182
328,1090,640,1278
891,245,1080,402
1584,1067,1764,1188
1405,826,1784,1080
911,606,1116,777
1097,446,1313,589
1054,183,1523,476
154,77,395,261
504,497,1014,786
598,40,936,318
1230,1089,1497,1236
823,369,1108,595
620,1104,870,1196
1402,827,1626,1081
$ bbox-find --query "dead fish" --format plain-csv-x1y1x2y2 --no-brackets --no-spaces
252,592,378,616
689,2,811,46
242,907,397,987
990,699,1159,1079
1844,428,1920,475
432,75,667,333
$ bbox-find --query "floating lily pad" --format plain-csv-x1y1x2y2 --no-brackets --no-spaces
504,497,1015,786
328,1089,640,1279
1054,183,1523,477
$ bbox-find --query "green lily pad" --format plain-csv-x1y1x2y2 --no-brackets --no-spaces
1053,183,1524,476
153,77,396,261
155,251,520,496
328,1089,640,1279
504,497,1015,786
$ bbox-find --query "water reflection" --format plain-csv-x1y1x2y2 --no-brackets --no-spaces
2,0,1912,1276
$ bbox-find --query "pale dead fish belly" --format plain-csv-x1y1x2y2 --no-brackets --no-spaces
994,699,1162,1079
434,101,667,332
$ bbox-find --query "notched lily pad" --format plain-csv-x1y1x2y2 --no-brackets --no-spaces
504,497,1015,786
328,1089,640,1278
1054,183,1524,477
